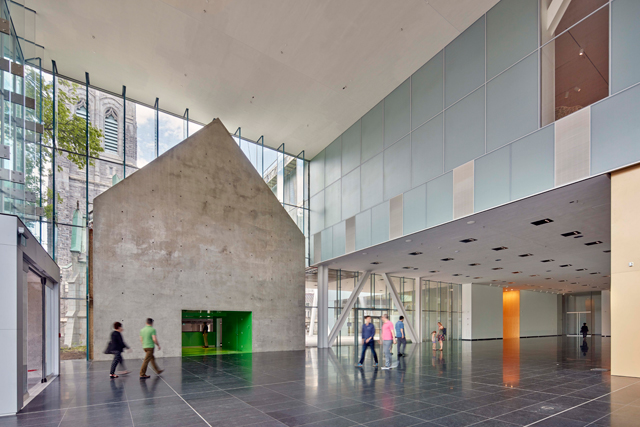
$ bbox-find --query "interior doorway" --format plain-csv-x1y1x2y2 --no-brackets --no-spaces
181,310,252,356
567,311,592,337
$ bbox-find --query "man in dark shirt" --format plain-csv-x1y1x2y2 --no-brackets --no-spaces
581,323,589,339
356,316,378,367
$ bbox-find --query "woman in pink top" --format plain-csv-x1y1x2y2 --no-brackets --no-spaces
381,314,396,369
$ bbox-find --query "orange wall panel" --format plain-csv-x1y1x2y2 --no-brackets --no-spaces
503,290,520,339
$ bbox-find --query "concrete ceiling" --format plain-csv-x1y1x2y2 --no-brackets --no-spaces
25,0,499,157
314,175,612,295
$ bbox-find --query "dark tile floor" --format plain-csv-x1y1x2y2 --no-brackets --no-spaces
3,337,640,427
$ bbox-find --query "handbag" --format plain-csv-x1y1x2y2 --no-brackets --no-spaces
104,339,114,355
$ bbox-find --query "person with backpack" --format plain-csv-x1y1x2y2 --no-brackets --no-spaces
106,322,130,379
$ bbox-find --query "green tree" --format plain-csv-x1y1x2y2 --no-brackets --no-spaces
24,69,104,221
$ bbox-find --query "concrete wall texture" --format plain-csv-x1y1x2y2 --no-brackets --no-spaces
92,120,305,360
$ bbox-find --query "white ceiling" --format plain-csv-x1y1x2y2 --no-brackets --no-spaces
25,0,499,157
315,175,612,294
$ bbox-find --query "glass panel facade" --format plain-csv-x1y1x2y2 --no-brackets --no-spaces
421,281,463,341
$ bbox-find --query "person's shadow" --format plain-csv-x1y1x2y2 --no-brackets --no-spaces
139,376,161,397
580,339,589,356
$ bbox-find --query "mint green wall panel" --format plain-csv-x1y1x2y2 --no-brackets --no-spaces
511,125,555,200
612,0,640,93
332,222,346,257
444,87,485,172
445,16,485,108
310,190,324,235
361,101,384,162
383,135,411,201
486,0,538,80
592,83,640,174
361,153,383,210
321,228,333,261
384,79,410,148
412,114,443,187
355,209,372,250
475,145,510,212
403,184,426,235
342,120,361,175
426,172,453,228
324,180,341,228
371,201,390,245
310,150,324,196
412,51,443,130
486,53,538,152
324,136,342,185
341,167,360,220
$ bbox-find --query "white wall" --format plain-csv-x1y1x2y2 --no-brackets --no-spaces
520,291,559,337
471,285,503,340
462,284,472,340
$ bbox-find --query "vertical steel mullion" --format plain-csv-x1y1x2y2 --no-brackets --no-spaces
184,108,189,138
154,98,159,158
51,60,57,261
122,86,126,178
37,57,43,241
84,72,90,361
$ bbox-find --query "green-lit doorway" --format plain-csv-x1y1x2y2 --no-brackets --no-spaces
181,310,252,356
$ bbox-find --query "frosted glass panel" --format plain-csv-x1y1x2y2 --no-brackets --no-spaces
341,167,360,220
332,222,346,258
412,114,443,187
355,210,372,250
383,135,411,201
611,0,640,93
592,84,640,174
360,153,383,210
511,125,555,200
427,172,453,228
371,201,390,245
324,137,342,185
310,191,324,235
384,79,410,148
445,16,485,108
403,184,427,235
475,145,510,212
310,150,325,196
324,180,341,228
445,87,485,172
362,101,384,162
486,53,538,152
321,228,333,261
486,0,538,80
342,120,361,175
412,51,443,130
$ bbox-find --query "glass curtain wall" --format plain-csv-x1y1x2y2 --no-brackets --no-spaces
421,280,462,341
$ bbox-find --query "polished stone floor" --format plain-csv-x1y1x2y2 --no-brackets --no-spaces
3,337,640,427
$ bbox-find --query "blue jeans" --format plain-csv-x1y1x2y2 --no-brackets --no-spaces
359,340,378,364
383,340,393,367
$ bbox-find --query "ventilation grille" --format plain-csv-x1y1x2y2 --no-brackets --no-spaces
453,161,474,219
555,107,590,186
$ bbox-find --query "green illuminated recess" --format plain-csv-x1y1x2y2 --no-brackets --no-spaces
181,310,252,355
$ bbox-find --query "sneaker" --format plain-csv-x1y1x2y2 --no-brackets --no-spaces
355,363,363,367
373,363,378,367
381,366,391,370
140,375,150,379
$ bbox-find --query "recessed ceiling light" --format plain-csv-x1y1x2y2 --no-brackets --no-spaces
512,271,522,274
519,253,533,257
574,235,583,239
495,259,502,261
452,274,462,276
559,280,566,282
429,270,439,273
560,264,572,268
571,282,577,284
371,262,381,265
409,251,423,256
402,266,413,270
441,258,454,261
529,275,539,277
467,221,475,224
541,259,554,263
603,250,611,253
585,241,603,246
474,277,482,279
582,284,588,286
460,238,477,243
405,239,412,242
362,253,367,255
492,267,503,270
469,263,481,266
545,278,551,280
590,272,601,275
561,231,581,237
492,246,508,251
531,218,554,226
413,268,419,270
576,268,587,271
508,282,515,284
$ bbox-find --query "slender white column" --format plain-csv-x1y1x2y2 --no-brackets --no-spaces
317,265,329,348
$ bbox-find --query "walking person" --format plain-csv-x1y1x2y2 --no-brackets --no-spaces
139,318,164,379
381,314,397,370
581,323,589,339
395,316,406,359
356,315,378,367
202,322,209,348
108,322,130,379
431,331,437,351
437,322,446,351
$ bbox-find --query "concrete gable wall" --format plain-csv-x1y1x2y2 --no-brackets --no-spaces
92,120,305,359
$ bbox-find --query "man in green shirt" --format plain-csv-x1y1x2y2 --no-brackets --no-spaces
139,318,163,379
